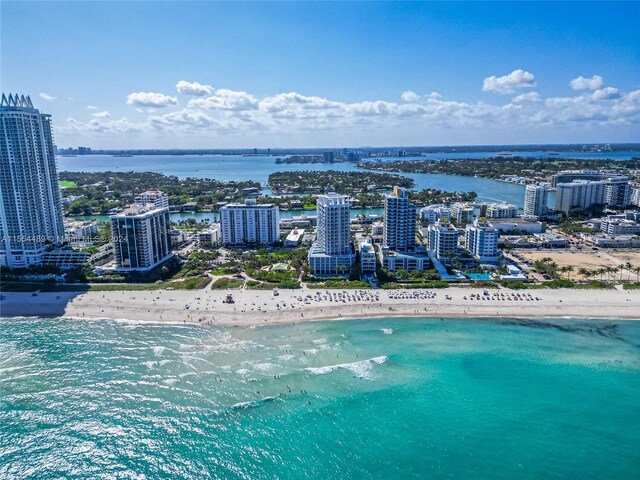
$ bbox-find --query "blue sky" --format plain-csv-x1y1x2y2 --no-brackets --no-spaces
2,1,639,148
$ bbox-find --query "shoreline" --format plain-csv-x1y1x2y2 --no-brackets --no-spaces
2,286,639,326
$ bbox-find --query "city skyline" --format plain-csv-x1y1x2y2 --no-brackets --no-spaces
2,1,639,149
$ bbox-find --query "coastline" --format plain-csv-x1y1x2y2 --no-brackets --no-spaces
2,286,639,325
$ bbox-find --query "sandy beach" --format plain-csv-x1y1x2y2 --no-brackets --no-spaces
2,285,639,325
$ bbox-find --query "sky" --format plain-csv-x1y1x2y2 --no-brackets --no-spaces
2,1,639,149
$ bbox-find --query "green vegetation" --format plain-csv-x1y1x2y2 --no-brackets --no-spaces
558,220,599,234
358,156,640,181
211,277,244,290
623,283,640,290
307,279,371,289
59,171,259,215
268,170,413,194
59,180,77,188
0,277,210,292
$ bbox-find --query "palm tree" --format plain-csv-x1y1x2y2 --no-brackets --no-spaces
565,265,574,281
624,262,633,282
634,266,640,283
578,267,591,282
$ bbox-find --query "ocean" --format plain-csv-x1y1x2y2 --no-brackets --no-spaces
1,316,639,479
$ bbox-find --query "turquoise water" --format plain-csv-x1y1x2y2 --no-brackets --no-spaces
1,316,639,479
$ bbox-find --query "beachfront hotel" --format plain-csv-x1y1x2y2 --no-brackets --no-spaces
220,199,280,246
0,94,65,268
110,204,172,272
426,219,460,264
308,193,354,275
523,184,549,217
465,217,500,263
383,186,416,251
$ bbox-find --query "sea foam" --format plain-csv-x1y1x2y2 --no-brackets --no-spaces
305,356,388,379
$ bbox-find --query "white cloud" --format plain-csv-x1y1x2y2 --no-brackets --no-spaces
512,92,541,103
482,69,536,94
91,111,111,118
189,89,258,111
570,75,604,91
176,80,214,96
60,76,640,146
401,90,420,102
592,87,620,100
126,92,178,108
87,105,98,110
39,92,57,101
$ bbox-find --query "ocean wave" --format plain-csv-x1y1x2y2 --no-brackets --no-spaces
305,356,388,379
381,328,393,335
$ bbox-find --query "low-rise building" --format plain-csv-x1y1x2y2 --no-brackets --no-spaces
284,229,305,247
359,237,377,273
600,216,640,235
485,203,518,219
490,218,545,234
378,246,431,272
197,226,221,246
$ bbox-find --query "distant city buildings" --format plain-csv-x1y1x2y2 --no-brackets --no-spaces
220,199,279,245
0,94,65,268
383,186,416,251
523,184,549,217
110,204,172,272
308,193,354,275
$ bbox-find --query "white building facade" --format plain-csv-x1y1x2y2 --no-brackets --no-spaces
135,190,169,209
465,218,499,263
0,94,65,268
220,199,280,246
308,194,354,275
523,184,549,217
427,220,460,263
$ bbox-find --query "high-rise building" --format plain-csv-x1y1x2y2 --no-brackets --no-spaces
523,184,549,217
135,190,169,209
0,94,65,268
308,193,354,275
427,219,460,263
110,204,172,272
383,186,416,251
220,199,280,245
604,177,632,208
465,218,499,263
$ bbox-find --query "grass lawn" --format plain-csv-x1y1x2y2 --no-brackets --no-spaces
1,277,210,293
59,180,77,188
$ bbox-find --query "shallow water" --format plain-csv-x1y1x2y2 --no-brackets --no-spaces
1,316,639,479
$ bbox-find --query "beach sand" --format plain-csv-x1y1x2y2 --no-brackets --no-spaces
2,285,639,325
